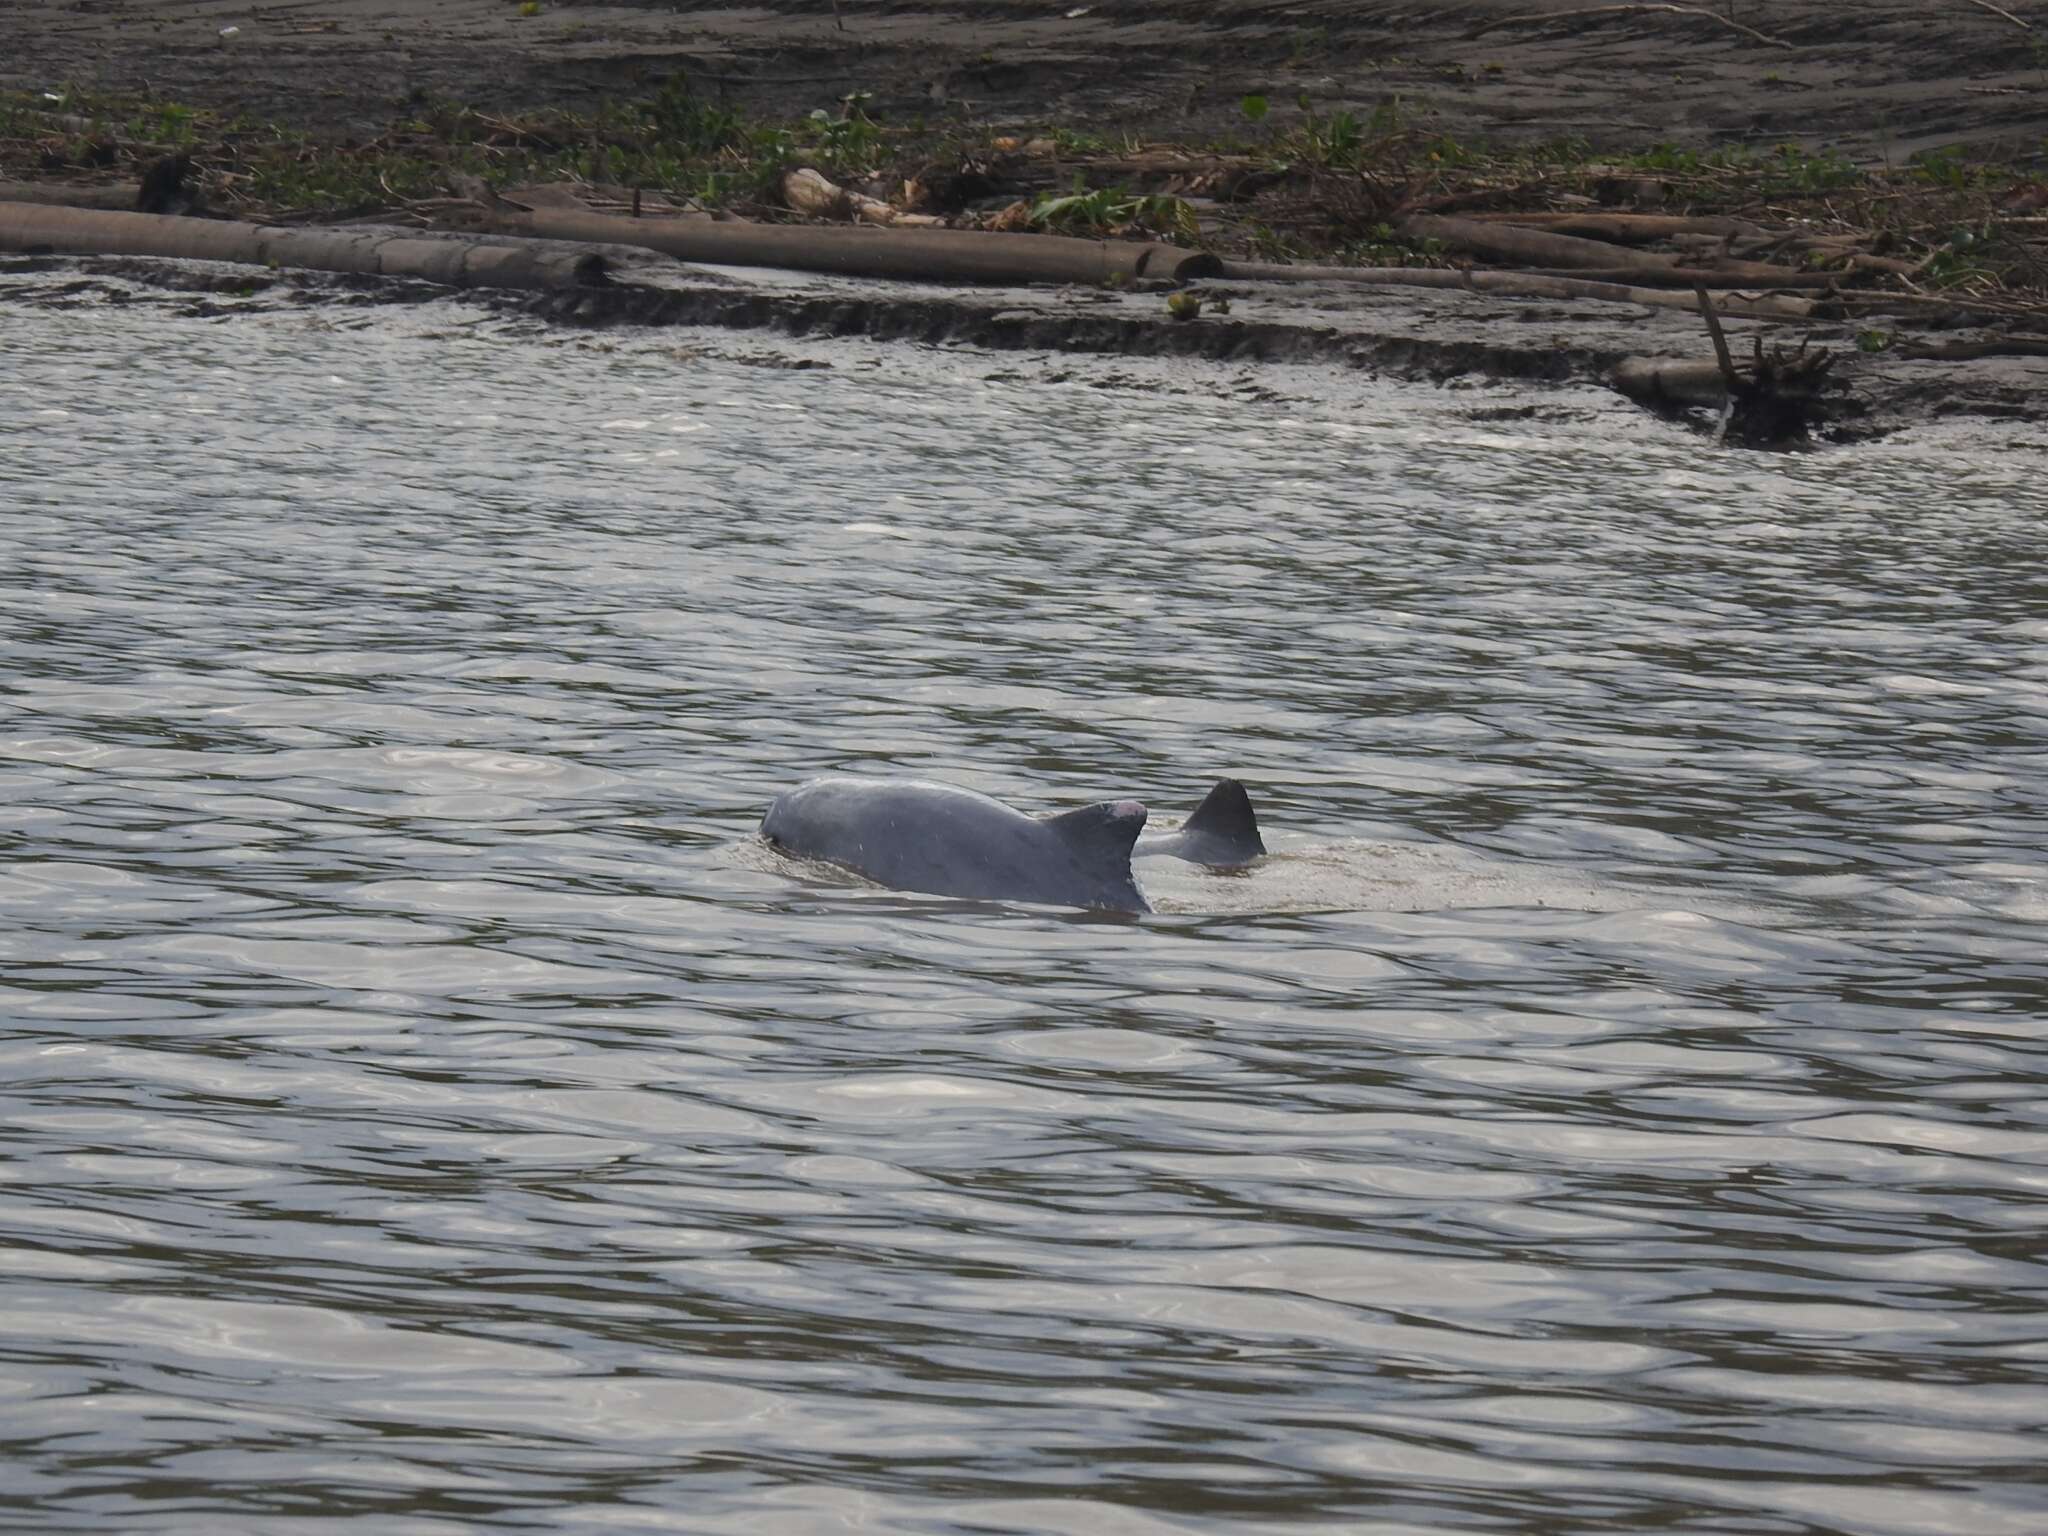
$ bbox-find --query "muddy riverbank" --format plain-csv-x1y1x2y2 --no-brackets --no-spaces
4,1,2045,439
8,0,2047,164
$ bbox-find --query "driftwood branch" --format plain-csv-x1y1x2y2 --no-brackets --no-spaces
1894,337,2048,359
0,155,199,215
1461,211,1767,243
1696,285,1740,391
1468,4,1795,50
1215,259,1818,319
781,167,944,228
1522,264,1838,289
1402,212,1678,270
1611,357,1739,406
0,179,141,211
1960,0,2032,29
449,204,1220,285
1400,213,1828,288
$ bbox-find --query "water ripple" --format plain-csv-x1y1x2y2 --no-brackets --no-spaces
1,288,2044,1533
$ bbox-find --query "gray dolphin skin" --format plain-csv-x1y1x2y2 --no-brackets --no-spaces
1136,778,1267,867
761,777,1152,911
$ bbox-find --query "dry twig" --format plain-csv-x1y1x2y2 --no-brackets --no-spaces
1468,4,1794,50
1959,0,2032,30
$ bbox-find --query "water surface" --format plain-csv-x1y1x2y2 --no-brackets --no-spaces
2,283,2045,1534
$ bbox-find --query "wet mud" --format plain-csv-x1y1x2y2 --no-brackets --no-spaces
7,0,2046,167
10,251,2045,448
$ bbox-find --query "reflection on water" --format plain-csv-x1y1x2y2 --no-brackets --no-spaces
1,285,2044,1534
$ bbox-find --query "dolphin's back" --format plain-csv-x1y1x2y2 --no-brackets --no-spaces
762,777,1149,911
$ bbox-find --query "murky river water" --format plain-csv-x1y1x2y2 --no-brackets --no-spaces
2,281,2045,1534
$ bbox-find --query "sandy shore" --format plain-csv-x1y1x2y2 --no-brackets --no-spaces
6,0,2045,165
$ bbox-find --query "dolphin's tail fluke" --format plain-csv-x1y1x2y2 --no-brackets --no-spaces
1177,779,1266,865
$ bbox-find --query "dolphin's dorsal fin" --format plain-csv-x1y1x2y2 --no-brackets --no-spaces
1039,799,1148,909
1048,798,1146,897
1043,799,1148,854
1181,779,1266,860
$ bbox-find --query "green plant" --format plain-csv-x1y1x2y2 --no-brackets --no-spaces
1922,226,1998,288
1425,134,1477,169
1242,220,1300,261
1367,96,1405,139
143,102,198,144
1910,145,1982,191
1328,220,1439,268
1240,94,1269,124
1286,102,1365,167
643,80,745,155
1312,110,1365,163
1629,142,1702,173
1287,26,1327,61
1031,183,1130,233
1763,141,1863,194
1029,181,1198,241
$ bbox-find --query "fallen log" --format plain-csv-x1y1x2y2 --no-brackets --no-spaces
1893,337,2048,360
339,222,724,277
0,180,142,211
1774,239,1923,278
1836,290,2048,324
1401,212,1681,270
1401,213,1827,290
1213,258,1820,319
1521,264,1840,290
453,205,1219,285
1,152,196,214
1614,294,1840,446
1611,356,1735,406
1463,211,1767,243
1612,349,1841,439
0,202,613,290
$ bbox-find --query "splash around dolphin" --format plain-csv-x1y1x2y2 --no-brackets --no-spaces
760,777,1265,912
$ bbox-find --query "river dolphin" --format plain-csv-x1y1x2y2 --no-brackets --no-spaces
761,777,1265,912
